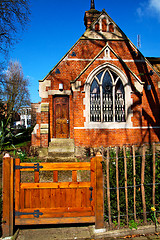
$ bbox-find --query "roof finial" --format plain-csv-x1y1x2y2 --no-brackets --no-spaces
90,0,95,9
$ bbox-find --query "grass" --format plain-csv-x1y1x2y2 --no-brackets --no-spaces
2,141,31,151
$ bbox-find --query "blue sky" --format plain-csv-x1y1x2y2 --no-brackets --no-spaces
9,0,160,103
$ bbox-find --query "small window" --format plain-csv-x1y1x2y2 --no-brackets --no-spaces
102,18,107,32
109,23,114,33
95,22,100,31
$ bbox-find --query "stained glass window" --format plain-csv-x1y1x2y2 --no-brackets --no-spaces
90,70,125,122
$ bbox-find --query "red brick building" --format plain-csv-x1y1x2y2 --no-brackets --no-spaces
31,1,160,154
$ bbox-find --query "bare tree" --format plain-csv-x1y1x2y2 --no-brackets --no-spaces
0,0,30,54
2,60,30,123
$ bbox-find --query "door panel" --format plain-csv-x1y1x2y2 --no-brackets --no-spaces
54,96,69,138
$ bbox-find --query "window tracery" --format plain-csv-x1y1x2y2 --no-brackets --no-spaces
90,69,125,122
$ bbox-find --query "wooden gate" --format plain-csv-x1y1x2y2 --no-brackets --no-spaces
2,154,104,237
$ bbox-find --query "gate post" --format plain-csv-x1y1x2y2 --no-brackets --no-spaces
2,153,14,238
95,152,104,229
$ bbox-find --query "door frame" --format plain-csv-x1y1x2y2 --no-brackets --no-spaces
53,95,69,139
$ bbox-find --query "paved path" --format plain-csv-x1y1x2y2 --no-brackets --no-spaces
2,225,160,240
15,225,160,240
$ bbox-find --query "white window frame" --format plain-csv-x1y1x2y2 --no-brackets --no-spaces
83,63,133,129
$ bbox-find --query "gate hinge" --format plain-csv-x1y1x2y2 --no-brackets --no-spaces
15,210,43,218
15,163,43,172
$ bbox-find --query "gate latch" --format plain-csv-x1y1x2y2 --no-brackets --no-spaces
89,187,93,202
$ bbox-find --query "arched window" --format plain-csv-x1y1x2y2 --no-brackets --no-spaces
90,69,125,122
109,23,114,32
95,22,100,31
102,18,107,32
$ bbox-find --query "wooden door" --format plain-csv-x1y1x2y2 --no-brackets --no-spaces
54,96,69,138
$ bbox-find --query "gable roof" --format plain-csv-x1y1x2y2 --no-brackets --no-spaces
40,9,125,82
40,8,159,84
82,9,127,41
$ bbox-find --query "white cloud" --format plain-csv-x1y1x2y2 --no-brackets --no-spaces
136,7,144,17
149,0,160,13
137,0,160,19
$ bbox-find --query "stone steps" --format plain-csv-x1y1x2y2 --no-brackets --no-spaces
48,138,75,162
46,156,76,162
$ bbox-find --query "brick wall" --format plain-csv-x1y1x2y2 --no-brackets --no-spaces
32,38,160,148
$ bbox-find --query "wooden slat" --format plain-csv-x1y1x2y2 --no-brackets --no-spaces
53,171,58,182
30,189,40,209
86,188,91,208
2,156,14,237
95,153,104,229
24,189,31,208
116,147,120,229
10,157,14,235
15,211,94,219
40,189,51,208
51,189,56,208
21,182,91,189
18,162,91,171
34,171,39,183
60,189,66,207
15,158,21,213
76,188,82,208
132,145,137,222
72,171,77,182
123,146,128,226
55,189,61,208
152,143,156,207
15,207,93,213
66,189,73,208
141,145,147,223
20,189,25,210
106,147,112,227
15,216,95,226
90,156,96,213
81,188,87,208
71,188,76,207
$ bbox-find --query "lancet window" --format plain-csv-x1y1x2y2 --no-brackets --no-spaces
90,69,125,122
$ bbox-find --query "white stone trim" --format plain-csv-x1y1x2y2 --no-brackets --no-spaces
40,124,49,129
32,124,39,134
66,58,145,63
71,81,81,92
41,103,49,112
83,62,133,129
48,90,72,95
39,80,51,98
134,81,143,93
74,126,160,129
40,129,48,134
